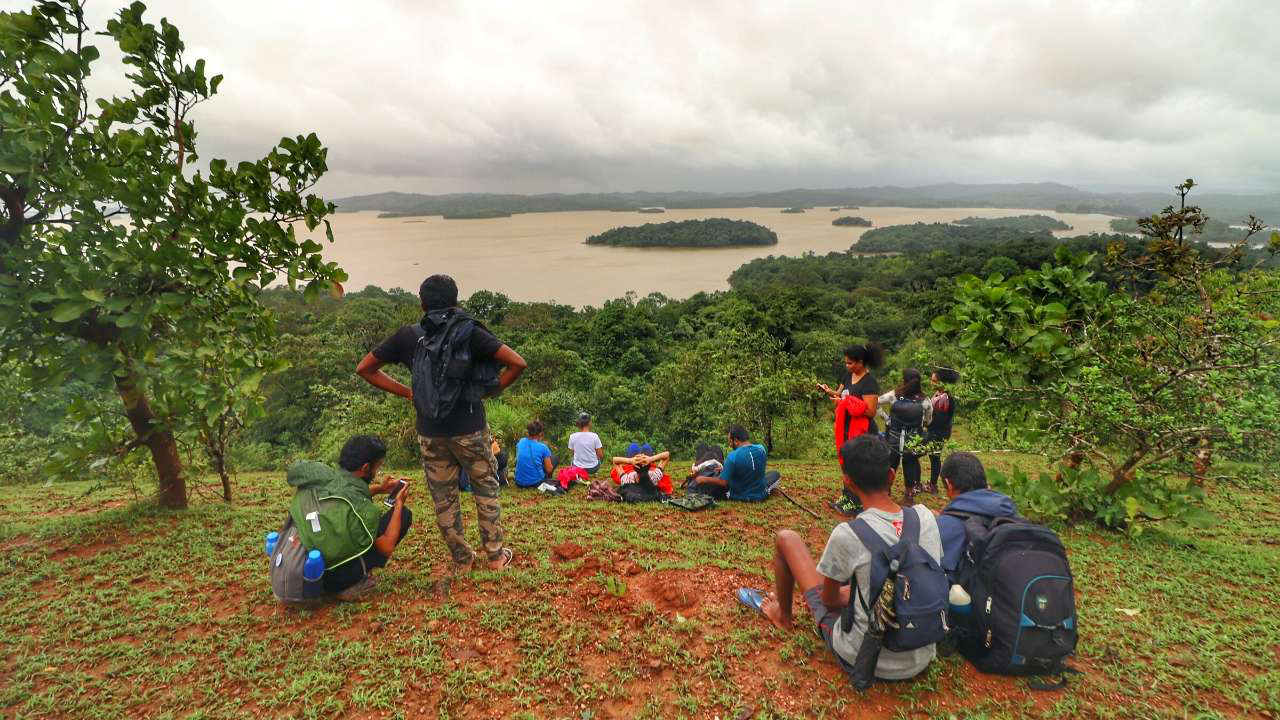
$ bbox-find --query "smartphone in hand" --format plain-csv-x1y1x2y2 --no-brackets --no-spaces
384,479,409,508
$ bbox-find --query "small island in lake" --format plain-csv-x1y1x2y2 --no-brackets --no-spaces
781,207,806,214
585,218,778,248
952,214,1070,231
637,207,666,214
832,215,873,227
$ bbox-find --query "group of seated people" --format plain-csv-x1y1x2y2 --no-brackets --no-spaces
735,435,1018,684
509,414,782,503
276,418,1027,687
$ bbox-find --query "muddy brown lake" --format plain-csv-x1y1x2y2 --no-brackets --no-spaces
316,207,1117,305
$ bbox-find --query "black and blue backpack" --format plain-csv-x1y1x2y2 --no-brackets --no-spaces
411,308,501,422
841,508,950,652
945,511,1078,682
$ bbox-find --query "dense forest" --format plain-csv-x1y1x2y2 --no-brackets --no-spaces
584,218,778,247
832,216,872,227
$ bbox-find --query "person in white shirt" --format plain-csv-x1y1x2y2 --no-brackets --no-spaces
567,413,604,476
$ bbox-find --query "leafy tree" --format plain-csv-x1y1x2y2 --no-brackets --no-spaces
0,2,344,507
933,181,1280,530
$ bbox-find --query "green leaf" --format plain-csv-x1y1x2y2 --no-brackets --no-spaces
50,301,92,322
82,289,106,303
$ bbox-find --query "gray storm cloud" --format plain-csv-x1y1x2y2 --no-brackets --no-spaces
63,0,1280,195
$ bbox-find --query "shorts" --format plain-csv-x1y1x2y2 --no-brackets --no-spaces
577,463,599,476
803,586,859,677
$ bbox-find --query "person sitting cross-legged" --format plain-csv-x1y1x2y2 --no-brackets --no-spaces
514,420,558,492
689,425,779,501
734,434,942,683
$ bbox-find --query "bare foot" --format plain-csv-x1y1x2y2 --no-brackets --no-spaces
759,593,794,631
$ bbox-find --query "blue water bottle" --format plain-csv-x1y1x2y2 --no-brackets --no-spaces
264,531,279,557
302,549,325,598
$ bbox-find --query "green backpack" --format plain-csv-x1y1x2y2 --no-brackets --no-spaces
285,461,384,570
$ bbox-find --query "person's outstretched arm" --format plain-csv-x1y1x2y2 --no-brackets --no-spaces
356,353,412,400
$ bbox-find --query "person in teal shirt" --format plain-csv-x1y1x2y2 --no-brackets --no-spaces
694,425,779,501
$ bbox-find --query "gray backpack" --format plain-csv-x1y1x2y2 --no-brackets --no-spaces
268,516,316,604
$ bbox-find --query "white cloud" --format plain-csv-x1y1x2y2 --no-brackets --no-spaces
51,0,1280,194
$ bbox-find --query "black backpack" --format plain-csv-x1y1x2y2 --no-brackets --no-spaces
841,508,950,652
945,511,1078,679
887,396,927,453
411,309,501,422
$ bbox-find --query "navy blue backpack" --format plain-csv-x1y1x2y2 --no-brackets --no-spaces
841,508,950,652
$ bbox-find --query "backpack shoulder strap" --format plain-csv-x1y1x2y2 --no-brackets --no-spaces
849,517,893,558
898,506,921,545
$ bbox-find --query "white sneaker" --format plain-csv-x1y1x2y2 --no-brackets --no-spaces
537,482,562,495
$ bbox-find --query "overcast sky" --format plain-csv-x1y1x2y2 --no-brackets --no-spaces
62,1,1280,197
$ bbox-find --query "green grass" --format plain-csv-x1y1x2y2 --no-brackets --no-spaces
0,453,1277,718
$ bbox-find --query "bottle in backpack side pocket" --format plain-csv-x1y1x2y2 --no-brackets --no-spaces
302,549,325,598
264,531,279,557
949,583,971,616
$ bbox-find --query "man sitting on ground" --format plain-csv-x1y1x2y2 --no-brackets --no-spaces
734,435,941,683
287,435,412,601
690,425,778,501
935,452,1019,584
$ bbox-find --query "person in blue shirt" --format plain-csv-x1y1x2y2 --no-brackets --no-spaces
692,425,779,501
935,452,1019,583
514,420,555,489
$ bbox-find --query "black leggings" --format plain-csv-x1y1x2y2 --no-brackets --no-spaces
929,453,942,487
889,450,922,497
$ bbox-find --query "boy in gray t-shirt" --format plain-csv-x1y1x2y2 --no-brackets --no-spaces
734,434,940,684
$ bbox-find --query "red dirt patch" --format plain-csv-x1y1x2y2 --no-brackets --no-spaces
551,542,586,561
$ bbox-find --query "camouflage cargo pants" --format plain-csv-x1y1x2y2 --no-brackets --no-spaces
418,429,505,566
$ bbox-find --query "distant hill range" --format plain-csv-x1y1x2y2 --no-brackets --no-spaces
334,182,1280,223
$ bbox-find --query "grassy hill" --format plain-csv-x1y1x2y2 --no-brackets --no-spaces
1,452,1275,719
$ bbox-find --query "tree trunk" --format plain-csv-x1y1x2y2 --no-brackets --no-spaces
1103,448,1144,496
116,368,187,509
211,416,232,502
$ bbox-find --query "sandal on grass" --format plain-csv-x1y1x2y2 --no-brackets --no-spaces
487,547,514,571
736,588,767,616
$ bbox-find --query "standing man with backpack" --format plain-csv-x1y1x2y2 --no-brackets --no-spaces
357,275,527,573
733,435,946,688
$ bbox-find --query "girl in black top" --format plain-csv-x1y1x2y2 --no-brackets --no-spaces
925,368,960,493
820,342,884,516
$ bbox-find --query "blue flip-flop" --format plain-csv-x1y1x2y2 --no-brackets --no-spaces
736,587,767,616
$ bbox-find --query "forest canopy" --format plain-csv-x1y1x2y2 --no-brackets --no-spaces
584,218,778,248
952,214,1071,232
832,216,872,227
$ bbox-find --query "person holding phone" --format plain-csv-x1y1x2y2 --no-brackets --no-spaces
316,436,414,601
820,343,885,516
